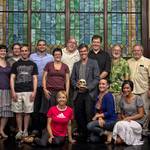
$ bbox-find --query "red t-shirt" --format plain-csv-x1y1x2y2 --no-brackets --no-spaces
47,106,73,137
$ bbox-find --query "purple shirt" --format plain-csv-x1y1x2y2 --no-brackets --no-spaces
44,62,69,91
0,66,11,89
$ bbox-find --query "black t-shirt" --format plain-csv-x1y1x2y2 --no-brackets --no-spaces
88,49,111,77
11,59,38,92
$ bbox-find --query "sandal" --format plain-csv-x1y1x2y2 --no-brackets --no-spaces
22,136,34,143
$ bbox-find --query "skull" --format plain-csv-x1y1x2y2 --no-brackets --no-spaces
79,79,87,88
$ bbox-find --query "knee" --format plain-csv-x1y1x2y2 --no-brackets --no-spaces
53,137,65,145
87,121,94,131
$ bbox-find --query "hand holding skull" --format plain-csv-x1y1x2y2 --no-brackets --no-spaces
77,79,87,93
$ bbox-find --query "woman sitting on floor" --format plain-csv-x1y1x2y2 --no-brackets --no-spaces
34,90,75,146
87,79,117,144
113,80,145,145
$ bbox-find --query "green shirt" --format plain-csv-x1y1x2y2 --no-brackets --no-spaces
109,58,130,93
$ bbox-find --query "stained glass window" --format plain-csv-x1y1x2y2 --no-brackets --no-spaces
0,0,143,55
107,0,142,56
31,0,65,47
0,0,28,48
70,0,104,45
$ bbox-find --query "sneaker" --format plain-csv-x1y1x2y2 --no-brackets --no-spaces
16,131,23,140
23,131,28,137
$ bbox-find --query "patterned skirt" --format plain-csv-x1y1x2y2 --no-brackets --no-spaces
0,89,14,117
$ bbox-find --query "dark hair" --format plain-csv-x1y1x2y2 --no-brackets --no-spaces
37,39,47,45
122,80,134,92
0,44,7,52
78,43,88,51
99,78,110,88
52,47,62,56
12,43,21,50
92,35,102,43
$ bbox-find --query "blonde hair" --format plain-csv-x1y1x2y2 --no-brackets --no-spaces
56,90,68,100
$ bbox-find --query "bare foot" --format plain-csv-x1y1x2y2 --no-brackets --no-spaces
105,132,112,144
0,131,8,138
115,136,124,144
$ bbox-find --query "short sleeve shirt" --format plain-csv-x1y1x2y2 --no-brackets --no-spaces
44,62,69,91
11,59,38,92
120,95,145,124
109,58,130,93
128,56,150,94
47,106,73,136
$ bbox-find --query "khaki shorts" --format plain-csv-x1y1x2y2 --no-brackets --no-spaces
11,92,34,113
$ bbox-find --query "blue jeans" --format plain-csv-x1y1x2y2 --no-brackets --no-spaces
87,120,116,142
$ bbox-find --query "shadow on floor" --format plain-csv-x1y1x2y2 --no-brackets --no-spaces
0,136,150,150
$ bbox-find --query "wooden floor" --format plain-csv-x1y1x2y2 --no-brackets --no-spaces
0,136,150,150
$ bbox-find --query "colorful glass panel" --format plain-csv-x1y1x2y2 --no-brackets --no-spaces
0,0,27,48
31,13,65,45
8,0,27,11
31,0,65,46
70,0,104,45
32,0,65,11
70,0,104,12
0,0,143,54
107,0,142,56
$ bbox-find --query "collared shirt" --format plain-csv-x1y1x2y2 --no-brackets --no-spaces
88,49,111,77
128,56,150,94
109,58,130,93
30,52,54,86
61,48,80,75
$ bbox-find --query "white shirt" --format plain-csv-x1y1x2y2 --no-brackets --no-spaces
61,48,80,75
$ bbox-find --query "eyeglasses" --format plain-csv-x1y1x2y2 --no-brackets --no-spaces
68,41,76,44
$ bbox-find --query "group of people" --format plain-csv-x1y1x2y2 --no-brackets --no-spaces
0,34,150,147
